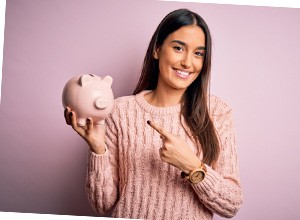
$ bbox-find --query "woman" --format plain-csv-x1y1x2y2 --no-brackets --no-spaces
64,8,243,220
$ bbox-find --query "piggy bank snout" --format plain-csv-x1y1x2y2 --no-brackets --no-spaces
95,97,109,110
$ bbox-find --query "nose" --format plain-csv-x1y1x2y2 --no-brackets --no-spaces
95,97,108,109
180,52,192,69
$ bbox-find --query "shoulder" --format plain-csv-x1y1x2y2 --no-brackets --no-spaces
112,90,149,111
114,95,135,107
208,94,235,138
106,95,136,129
109,95,136,116
208,94,232,117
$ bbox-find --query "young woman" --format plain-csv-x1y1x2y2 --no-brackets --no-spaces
64,8,243,220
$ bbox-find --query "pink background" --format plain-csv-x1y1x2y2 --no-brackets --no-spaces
1,0,300,219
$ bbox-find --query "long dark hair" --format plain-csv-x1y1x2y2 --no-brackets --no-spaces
133,9,219,166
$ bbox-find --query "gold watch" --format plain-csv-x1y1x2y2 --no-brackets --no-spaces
181,162,207,184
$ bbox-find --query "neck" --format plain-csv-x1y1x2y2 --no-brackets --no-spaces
145,86,185,107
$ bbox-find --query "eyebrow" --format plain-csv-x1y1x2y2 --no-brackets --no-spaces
171,40,206,50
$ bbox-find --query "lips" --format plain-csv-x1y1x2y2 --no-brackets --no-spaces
174,69,191,79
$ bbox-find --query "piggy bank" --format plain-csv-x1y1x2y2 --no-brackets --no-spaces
62,74,114,126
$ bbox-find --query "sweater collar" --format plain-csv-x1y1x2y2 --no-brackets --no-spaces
135,90,181,115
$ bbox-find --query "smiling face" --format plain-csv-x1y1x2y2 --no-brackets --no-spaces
154,25,206,93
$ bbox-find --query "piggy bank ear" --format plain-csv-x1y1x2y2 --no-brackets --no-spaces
79,74,94,87
102,76,113,87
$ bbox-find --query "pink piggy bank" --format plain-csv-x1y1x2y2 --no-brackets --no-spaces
62,74,114,126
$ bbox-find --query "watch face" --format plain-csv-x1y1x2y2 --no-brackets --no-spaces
190,171,205,183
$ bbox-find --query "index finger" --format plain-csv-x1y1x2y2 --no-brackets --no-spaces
147,120,171,139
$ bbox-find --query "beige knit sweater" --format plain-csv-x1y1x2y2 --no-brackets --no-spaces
85,90,243,220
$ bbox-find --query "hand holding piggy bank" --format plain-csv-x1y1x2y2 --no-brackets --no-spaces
62,74,114,126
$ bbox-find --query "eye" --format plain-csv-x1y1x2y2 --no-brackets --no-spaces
195,51,204,57
173,46,184,52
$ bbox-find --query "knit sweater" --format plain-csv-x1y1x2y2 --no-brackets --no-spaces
85,90,243,220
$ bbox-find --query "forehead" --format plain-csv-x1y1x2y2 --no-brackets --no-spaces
165,25,205,47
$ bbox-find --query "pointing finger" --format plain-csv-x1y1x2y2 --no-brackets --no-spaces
147,120,171,139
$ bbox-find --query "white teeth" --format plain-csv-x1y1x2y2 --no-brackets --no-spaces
177,70,189,76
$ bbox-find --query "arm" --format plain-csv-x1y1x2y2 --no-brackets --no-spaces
191,108,243,218
147,99,243,218
85,113,120,216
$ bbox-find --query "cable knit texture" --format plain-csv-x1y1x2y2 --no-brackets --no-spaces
85,90,243,220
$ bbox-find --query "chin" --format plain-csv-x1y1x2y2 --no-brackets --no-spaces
170,84,189,91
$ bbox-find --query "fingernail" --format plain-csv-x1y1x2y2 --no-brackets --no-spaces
147,120,151,125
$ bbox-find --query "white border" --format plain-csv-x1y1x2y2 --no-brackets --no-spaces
160,0,300,8
0,0,298,219
0,212,113,220
0,0,5,104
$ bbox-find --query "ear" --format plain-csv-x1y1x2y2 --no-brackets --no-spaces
102,75,113,87
153,47,160,59
79,74,94,87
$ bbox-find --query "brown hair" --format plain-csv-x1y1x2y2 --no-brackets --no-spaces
133,9,219,166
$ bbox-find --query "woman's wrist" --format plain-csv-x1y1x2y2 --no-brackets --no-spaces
182,157,203,173
88,139,106,155
92,147,106,155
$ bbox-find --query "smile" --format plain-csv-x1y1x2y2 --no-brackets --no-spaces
174,69,191,79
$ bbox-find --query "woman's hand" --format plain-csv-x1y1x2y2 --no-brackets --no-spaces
64,107,106,154
147,121,202,173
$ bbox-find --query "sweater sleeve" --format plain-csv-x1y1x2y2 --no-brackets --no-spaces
191,97,243,218
85,112,120,216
